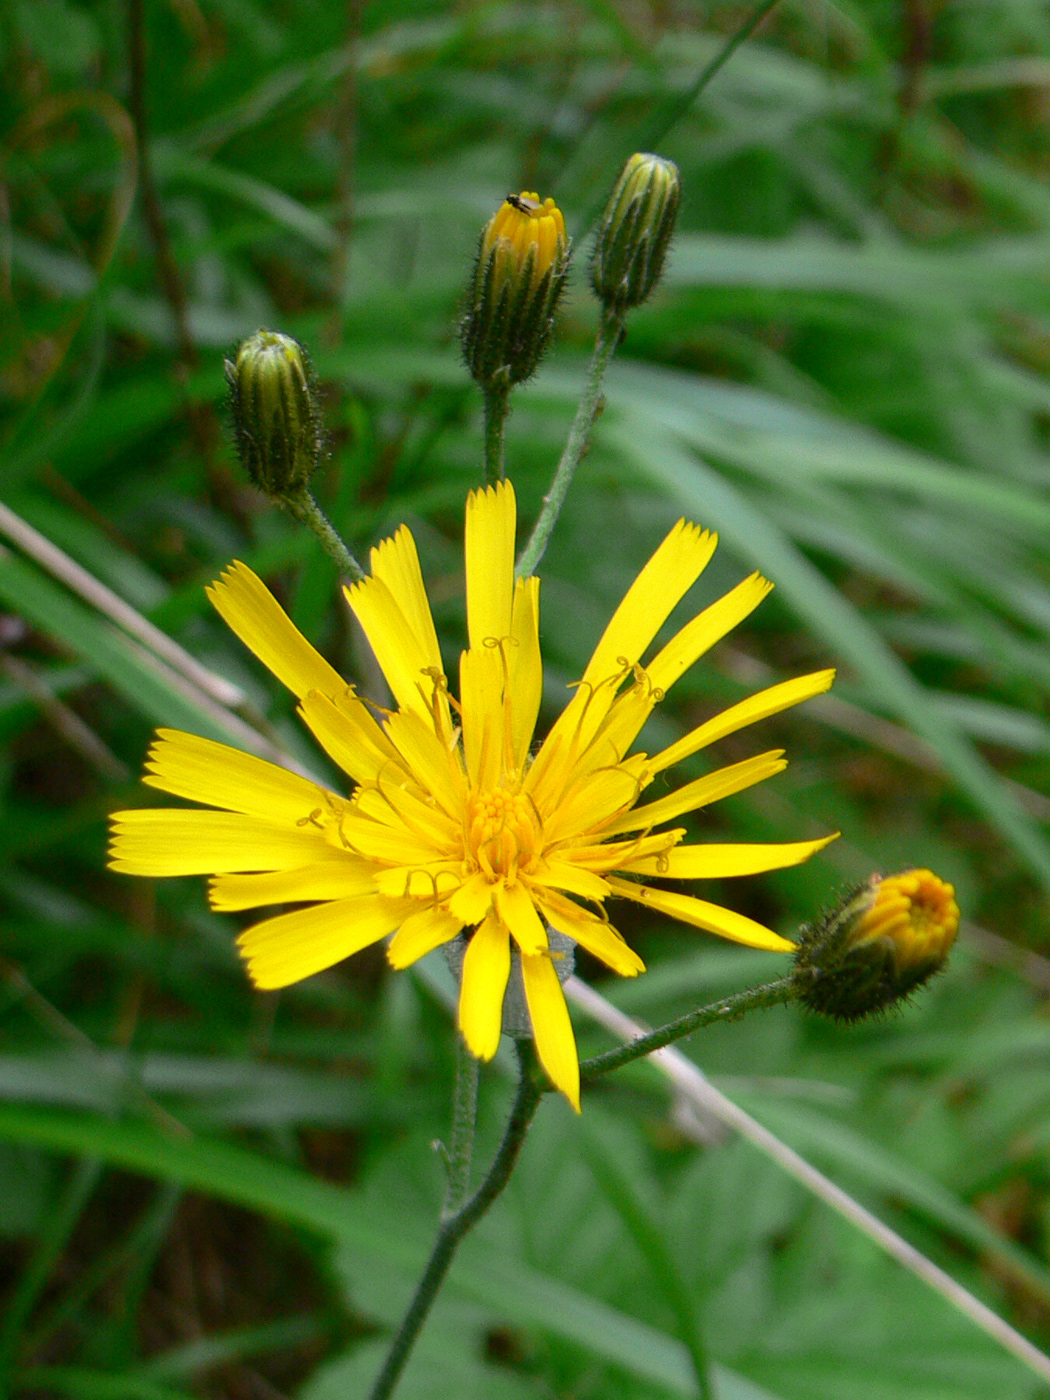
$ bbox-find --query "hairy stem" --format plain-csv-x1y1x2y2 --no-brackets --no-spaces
285,489,366,582
516,309,622,579
482,382,511,485
442,1035,480,1219
368,1043,542,1400
580,976,797,1081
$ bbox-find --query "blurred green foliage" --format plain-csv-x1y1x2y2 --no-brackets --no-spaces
6,0,1050,1395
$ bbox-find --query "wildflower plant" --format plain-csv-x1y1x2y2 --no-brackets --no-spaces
109,154,960,1400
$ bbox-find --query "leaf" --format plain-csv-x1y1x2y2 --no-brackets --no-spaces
736,1094,1050,1309
0,550,241,741
13,1368,196,1400
0,1104,772,1397
604,419,1050,892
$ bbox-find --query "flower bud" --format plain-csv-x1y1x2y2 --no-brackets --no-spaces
591,153,680,313
793,869,960,1022
225,330,321,501
461,192,571,390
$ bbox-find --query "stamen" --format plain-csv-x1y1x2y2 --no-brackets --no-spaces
421,666,450,734
399,868,443,900
334,811,363,854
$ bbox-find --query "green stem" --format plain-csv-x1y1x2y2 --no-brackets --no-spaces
367,1043,542,1400
579,976,797,1082
516,308,623,580
442,1035,480,1219
482,382,511,485
286,488,366,582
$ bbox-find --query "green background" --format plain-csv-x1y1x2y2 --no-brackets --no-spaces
5,0,1050,1394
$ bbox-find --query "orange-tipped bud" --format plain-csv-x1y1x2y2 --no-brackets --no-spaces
461,191,571,389
793,869,960,1022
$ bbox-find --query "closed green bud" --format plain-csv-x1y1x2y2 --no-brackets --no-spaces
592,153,680,313
225,330,321,501
461,192,572,390
793,869,959,1022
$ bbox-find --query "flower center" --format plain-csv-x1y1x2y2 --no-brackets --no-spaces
465,787,543,881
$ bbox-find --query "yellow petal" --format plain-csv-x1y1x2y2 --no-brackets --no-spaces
650,670,836,774
142,729,328,824
109,809,338,876
525,671,623,812
373,861,462,900
622,834,838,879
207,562,344,699
600,751,787,836
343,575,437,717
238,894,415,989
569,828,686,872
355,780,458,850
646,574,773,695
459,646,504,789
495,879,548,956
541,765,650,844
528,859,613,903
335,811,441,867
447,871,497,926
387,905,464,968
458,913,511,1060
297,689,405,786
538,891,644,977
526,525,716,796
522,700,585,811
384,709,466,816
209,860,376,911
580,521,716,691
369,526,443,673
607,877,795,951
538,682,657,809
580,680,658,771
521,952,580,1111
508,576,542,769
465,480,516,651
368,526,453,737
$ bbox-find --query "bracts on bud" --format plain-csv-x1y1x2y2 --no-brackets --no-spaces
225,330,322,502
591,153,681,314
461,192,571,390
792,869,960,1022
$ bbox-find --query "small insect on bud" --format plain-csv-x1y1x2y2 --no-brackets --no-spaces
461,192,571,390
591,152,681,314
225,330,321,502
793,869,960,1023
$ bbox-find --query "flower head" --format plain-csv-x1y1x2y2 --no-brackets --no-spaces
461,193,571,389
481,193,566,289
110,483,835,1108
793,868,959,1022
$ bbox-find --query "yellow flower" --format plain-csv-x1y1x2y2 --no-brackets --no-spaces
110,483,836,1108
848,869,959,971
481,192,566,290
